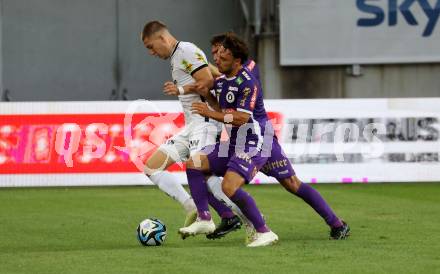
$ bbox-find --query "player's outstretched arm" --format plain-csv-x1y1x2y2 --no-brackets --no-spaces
163,66,214,96
191,102,250,126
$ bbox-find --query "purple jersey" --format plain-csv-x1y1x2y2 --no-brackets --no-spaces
244,59,261,86
204,66,293,183
214,67,270,150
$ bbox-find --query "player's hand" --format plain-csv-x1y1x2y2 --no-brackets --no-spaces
190,83,210,97
191,102,210,117
163,81,179,96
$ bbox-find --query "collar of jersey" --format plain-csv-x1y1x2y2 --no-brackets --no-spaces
170,41,180,59
225,66,246,81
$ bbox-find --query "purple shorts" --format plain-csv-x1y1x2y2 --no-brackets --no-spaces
260,138,295,179
204,138,295,183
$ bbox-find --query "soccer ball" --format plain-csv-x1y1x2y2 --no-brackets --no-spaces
136,218,167,246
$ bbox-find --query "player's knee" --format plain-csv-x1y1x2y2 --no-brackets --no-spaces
144,159,157,177
280,176,302,194
144,150,170,176
144,159,159,176
221,182,236,197
222,172,244,197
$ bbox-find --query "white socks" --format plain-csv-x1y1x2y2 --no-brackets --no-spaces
149,171,195,213
206,176,251,225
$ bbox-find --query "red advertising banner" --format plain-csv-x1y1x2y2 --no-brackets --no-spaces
0,112,282,174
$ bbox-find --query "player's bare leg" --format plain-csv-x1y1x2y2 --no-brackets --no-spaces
144,148,197,227
278,175,350,239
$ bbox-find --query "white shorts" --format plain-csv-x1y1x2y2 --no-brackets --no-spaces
159,121,220,162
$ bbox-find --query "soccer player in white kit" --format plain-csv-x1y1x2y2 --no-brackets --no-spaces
141,21,246,232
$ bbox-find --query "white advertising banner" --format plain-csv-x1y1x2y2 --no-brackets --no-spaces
279,0,440,65
1,98,439,186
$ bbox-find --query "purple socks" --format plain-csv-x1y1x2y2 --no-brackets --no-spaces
296,183,342,228
207,193,236,219
231,189,269,233
187,168,341,230
186,169,211,220
186,168,235,220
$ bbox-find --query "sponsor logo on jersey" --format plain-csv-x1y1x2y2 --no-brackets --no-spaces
250,85,258,110
235,77,244,85
278,170,289,175
189,139,200,149
242,70,251,80
228,86,238,91
236,152,252,164
195,52,207,64
181,59,193,73
226,91,235,103
240,87,251,107
261,159,289,173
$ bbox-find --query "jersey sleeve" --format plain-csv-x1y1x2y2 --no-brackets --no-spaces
245,59,261,86
178,44,209,76
236,81,258,115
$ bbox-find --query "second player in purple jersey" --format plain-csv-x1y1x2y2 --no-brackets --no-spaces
243,59,261,86
179,33,279,247
180,33,350,244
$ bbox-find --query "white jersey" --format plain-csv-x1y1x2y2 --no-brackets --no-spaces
170,41,214,125
159,41,221,162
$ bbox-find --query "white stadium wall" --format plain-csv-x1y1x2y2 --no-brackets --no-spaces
1,99,439,187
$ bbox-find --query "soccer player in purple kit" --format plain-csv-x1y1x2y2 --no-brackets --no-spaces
180,32,350,246
179,33,279,247
210,33,349,241
202,33,264,240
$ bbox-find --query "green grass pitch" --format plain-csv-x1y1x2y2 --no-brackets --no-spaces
1,183,439,274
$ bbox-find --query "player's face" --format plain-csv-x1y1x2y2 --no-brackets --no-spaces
211,43,222,64
143,35,169,59
216,48,235,75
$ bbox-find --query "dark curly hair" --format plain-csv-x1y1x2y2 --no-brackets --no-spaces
210,33,226,46
221,32,249,64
